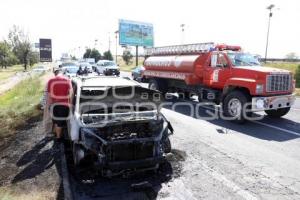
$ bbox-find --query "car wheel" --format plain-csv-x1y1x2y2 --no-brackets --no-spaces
162,137,171,153
72,143,84,166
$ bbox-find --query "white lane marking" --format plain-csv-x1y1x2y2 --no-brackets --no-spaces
181,99,300,137
251,120,300,137
189,157,258,200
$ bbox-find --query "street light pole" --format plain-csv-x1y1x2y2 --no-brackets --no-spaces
265,4,275,62
94,39,98,49
108,32,111,51
180,24,185,44
114,30,119,63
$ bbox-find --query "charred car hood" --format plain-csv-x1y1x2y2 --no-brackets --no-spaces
81,85,163,103
80,86,164,125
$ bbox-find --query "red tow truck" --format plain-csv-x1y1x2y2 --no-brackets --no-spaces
142,43,296,122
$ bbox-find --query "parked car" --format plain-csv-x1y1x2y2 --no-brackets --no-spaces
59,62,78,68
67,76,173,176
63,66,79,78
96,60,120,76
79,62,93,73
131,66,145,82
32,65,48,74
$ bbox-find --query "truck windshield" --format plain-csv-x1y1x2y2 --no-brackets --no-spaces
227,53,260,66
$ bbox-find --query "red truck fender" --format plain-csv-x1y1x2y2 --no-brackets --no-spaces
223,77,257,96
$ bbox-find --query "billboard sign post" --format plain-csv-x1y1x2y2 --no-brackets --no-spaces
39,38,52,62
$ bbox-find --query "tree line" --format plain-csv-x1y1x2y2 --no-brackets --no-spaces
0,25,39,70
81,47,133,65
82,48,113,62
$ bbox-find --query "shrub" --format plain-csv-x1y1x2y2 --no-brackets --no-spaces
295,64,300,88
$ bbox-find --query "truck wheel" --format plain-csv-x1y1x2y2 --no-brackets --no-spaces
149,79,159,91
265,107,290,118
223,91,250,123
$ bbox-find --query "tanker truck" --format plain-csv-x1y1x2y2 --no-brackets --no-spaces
142,43,296,122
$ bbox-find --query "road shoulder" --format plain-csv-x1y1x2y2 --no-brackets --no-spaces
0,116,63,200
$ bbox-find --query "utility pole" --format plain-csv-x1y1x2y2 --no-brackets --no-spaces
265,4,275,62
108,32,111,51
94,39,98,49
114,30,119,63
78,46,81,59
136,46,138,67
180,24,185,44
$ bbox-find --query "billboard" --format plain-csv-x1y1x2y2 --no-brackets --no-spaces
39,38,52,62
119,19,154,47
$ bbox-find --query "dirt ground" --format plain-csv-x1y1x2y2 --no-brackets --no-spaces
0,114,63,200
0,70,62,200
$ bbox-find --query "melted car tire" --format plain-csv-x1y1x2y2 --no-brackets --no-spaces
149,79,159,91
265,107,290,118
162,137,171,154
149,79,167,94
72,142,83,166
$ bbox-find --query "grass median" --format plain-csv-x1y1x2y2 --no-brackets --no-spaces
263,62,299,74
0,64,41,84
118,56,144,72
0,65,24,83
0,75,43,141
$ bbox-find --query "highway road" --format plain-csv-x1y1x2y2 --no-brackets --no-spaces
71,72,300,200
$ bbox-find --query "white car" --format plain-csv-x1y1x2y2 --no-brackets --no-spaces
62,66,79,78
78,62,93,73
96,60,120,76
32,65,48,73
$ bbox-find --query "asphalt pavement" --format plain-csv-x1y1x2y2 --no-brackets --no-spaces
118,71,300,199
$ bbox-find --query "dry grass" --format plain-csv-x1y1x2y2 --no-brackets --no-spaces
0,65,24,83
295,88,300,96
117,56,144,72
0,187,56,200
263,62,299,74
0,65,40,84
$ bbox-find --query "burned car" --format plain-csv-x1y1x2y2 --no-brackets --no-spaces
67,76,173,176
